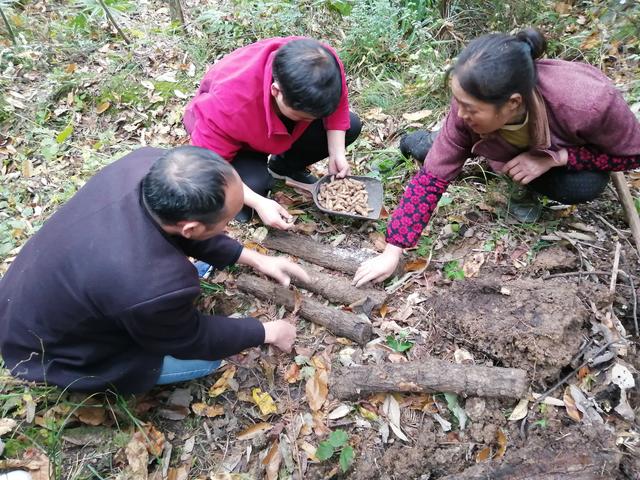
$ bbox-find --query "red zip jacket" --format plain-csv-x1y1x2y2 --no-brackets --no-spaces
184,37,351,160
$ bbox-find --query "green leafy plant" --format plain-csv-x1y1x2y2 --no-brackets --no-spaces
386,331,414,353
443,260,465,281
315,429,355,473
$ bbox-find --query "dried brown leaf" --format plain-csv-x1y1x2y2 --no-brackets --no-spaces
262,440,281,480
191,402,224,418
208,366,237,397
563,387,582,422
237,422,273,441
495,429,508,459
475,446,491,463
306,357,328,411
75,406,107,426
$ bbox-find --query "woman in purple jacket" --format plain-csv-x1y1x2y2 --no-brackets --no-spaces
354,28,640,287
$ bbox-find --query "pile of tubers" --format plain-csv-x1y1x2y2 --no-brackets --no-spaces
317,177,372,216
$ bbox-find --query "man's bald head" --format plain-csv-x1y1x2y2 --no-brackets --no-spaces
142,146,239,225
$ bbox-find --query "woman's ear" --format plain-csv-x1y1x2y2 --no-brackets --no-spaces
507,93,523,112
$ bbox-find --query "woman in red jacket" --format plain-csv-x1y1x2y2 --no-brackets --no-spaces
354,28,640,287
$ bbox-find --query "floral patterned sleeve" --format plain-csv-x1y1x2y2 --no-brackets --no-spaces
385,170,449,248
566,146,640,172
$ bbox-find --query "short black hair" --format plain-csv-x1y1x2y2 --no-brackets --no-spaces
273,38,342,118
142,146,236,225
451,28,547,106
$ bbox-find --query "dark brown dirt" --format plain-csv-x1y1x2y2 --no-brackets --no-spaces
531,245,579,272
425,275,588,383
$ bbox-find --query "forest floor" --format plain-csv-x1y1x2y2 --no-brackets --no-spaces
1,0,640,479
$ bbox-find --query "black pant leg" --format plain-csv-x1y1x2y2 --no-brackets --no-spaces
527,167,610,204
278,111,362,171
232,150,273,197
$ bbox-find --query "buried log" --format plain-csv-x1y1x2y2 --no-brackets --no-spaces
291,268,387,310
263,230,374,275
236,274,373,345
330,359,528,399
440,424,620,480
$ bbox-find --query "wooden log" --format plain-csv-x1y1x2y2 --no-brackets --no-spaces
292,268,387,310
236,274,372,345
611,171,640,257
330,359,528,399
263,231,375,275
440,425,620,479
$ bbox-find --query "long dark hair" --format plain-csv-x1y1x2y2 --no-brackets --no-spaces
450,28,547,106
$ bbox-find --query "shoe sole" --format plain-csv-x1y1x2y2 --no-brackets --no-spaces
267,167,288,180
267,167,317,184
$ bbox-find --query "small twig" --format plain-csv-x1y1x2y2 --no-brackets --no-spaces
610,242,621,295
542,270,609,279
611,172,640,259
97,0,131,45
618,269,638,337
0,5,16,46
519,340,617,442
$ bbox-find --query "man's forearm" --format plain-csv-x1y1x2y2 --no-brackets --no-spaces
237,247,262,269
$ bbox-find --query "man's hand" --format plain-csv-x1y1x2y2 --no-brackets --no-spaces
263,320,296,352
329,153,351,178
353,244,403,287
255,197,293,230
502,151,563,185
254,256,310,287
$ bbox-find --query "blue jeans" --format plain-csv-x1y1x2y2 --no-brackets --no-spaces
156,355,221,385
155,263,221,385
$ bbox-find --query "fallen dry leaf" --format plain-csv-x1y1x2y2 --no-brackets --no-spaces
563,387,583,422
262,440,281,480
369,232,387,252
404,259,428,272
191,402,224,418
327,404,351,420
125,433,149,480
462,253,485,278
306,357,329,411
402,109,433,122
243,241,269,255
379,303,389,319
252,388,278,416
209,366,237,397
75,406,107,426
2,448,53,480
508,399,529,421
96,101,111,114
0,418,18,436
283,363,301,383
495,428,508,459
237,422,273,441
475,446,491,462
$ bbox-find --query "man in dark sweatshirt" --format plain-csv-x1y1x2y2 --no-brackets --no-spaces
0,146,307,394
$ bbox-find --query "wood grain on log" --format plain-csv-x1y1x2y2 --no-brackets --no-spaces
236,274,373,345
292,269,387,309
330,359,528,399
262,231,377,275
